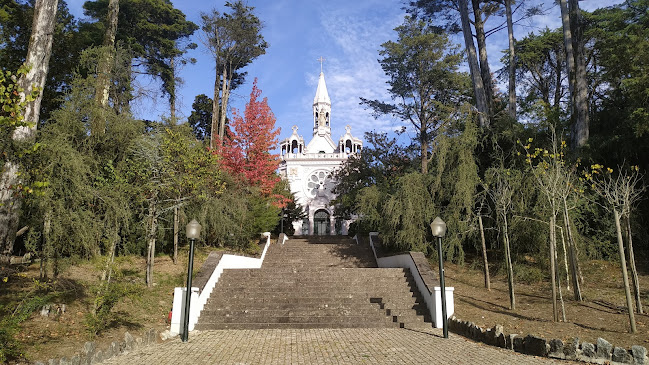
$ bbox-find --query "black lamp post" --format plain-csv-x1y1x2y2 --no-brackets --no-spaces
182,219,201,342
430,216,448,338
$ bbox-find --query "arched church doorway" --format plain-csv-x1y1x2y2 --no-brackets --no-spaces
313,209,330,236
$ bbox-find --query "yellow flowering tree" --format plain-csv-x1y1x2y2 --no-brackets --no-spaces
521,130,584,322
585,164,644,333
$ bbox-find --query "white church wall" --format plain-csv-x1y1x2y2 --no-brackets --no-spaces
277,70,362,236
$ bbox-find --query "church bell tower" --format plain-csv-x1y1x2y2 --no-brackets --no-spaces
313,64,331,136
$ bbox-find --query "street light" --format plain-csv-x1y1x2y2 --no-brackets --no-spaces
182,219,201,342
430,216,448,338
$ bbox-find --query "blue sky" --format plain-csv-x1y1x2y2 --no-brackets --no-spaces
63,0,623,144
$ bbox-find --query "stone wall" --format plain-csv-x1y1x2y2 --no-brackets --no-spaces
448,316,648,365
33,328,169,365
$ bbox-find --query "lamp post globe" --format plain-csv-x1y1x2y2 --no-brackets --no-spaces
182,219,201,342
430,216,447,238
186,219,201,239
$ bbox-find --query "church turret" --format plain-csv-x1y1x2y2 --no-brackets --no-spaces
313,72,331,136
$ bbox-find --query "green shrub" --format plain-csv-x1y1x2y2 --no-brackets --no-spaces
0,280,57,362
513,264,545,284
84,282,139,338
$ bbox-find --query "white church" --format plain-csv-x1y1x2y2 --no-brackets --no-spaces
278,70,362,235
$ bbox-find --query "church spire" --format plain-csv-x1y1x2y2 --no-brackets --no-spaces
313,65,331,136
313,71,331,106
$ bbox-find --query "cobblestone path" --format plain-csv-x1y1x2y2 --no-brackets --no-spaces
100,328,567,364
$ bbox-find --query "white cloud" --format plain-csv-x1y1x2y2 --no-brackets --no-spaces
312,3,406,139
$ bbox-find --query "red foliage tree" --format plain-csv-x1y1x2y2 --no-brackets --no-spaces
221,79,287,206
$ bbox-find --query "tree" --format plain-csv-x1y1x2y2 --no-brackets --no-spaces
90,0,118,136
0,0,89,123
522,132,583,321
200,1,267,148
504,0,516,119
513,29,566,124
21,47,143,278
458,0,489,126
127,130,172,287
188,93,213,141
588,1,649,174
559,0,589,148
161,125,223,264
333,131,417,220
221,79,282,202
0,0,59,257
485,167,519,310
588,164,644,332
83,0,198,114
361,16,468,174
165,40,197,122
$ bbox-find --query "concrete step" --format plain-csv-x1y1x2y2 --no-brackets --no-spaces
197,314,394,324
220,268,407,276
204,294,420,305
203,298,422,310
193,321,395,330
214,278,415,288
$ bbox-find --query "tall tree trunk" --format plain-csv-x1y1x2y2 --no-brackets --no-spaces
145,197,158,288
554,238,567,322
101,228,119,282
613,209,637,333
563,197,582,301
420,130,428,174
170,57,177,123
560,0,588,149
549,212,558,322
0,0,59,256
502,212,515,310
505,0,516,119
218,66,231,142
471,0,494,114
553,57,563,111
210,65,221,149
173,205,179,264
478,215,490,290
559,0,575,127
457,0,489,127
625,216,643,314
40,210,52,280
559,226,570,290
91,0,119,136
568,0,589,148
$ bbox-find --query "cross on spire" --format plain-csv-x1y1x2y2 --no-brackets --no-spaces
317,56,325,73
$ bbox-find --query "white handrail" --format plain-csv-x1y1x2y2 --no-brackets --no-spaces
368,232,454,329
170,232,272,336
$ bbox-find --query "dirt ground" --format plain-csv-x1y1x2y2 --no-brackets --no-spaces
446,259,649,349
1,250,210,365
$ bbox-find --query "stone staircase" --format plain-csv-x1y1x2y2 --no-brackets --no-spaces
195,236,432,330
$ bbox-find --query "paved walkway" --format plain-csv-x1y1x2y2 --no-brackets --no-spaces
100,328,567,364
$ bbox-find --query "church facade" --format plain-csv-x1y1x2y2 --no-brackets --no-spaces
278,71,362,235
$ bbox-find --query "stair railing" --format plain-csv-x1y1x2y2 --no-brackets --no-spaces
170,232,273,336
368,232,454,329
